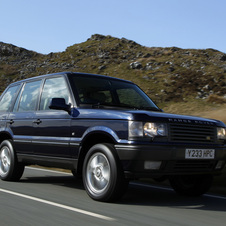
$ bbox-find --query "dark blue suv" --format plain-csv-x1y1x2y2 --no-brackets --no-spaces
0,72,226,202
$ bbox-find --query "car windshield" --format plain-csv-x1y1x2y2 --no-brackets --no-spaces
69,75,160,111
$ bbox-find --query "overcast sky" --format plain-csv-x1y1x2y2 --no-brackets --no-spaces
1,0,226,54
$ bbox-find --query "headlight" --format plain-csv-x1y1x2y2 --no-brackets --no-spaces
129,121,167,139
144,122,167,137
217,127,226,140
128,121,143,137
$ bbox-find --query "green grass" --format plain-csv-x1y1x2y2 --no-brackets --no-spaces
0,34,225,112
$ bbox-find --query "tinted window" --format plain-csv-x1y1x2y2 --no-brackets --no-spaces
69,75,159,110
39,77,70,110
14,80,41,112
0,85,19,112
116,88,148,107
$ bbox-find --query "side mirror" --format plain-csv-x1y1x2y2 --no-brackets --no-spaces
49,98,71,114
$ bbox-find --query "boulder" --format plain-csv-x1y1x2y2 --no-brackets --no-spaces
130,61,142,69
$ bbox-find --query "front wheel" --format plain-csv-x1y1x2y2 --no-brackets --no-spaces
0,140,25,181
83,143,128,202
169,174,213,196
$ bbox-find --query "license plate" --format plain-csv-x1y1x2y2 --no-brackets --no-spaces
185,149,215,159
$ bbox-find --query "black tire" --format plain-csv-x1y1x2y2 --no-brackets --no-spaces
82,143,128,202
169,174,213,196
0,140,25,181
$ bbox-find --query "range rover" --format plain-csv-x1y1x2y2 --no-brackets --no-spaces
0,72,225,202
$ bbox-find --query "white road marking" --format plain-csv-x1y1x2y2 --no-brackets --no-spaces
131,182,174,192
204,194,226,200
131,182,226,200
0,188,115,222
27,166,226,201
26,166,71,175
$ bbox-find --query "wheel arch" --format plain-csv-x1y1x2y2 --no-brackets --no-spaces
0,132,13,144
77,131,117,175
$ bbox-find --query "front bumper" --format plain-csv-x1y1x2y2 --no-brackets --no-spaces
115,143,226,179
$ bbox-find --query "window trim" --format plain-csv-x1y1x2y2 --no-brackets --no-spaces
2,74,75,113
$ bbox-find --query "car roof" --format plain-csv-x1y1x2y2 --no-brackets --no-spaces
8,71,134,86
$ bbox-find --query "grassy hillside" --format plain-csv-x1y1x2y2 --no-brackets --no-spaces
0,34,226,123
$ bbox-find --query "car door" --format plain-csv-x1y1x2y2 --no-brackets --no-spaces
8,80,42,154
33,76,72,157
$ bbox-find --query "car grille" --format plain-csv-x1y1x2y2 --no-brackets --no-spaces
169,124,215,143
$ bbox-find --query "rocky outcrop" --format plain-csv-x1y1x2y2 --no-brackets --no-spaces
0,35,225,102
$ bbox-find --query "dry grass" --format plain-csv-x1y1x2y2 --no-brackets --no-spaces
207,94,226,104
195,106,226,124
163,100,226,124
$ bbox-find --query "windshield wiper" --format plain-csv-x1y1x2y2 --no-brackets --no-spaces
134,106,162,111
91,103,129,109
91,103,161,111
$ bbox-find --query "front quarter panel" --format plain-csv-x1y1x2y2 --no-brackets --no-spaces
70,118,129,144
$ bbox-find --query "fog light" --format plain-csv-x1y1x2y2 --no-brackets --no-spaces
215,161,225,169
144,161,162,170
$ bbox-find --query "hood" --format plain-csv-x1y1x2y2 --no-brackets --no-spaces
74,108,225,127
129,110,225,127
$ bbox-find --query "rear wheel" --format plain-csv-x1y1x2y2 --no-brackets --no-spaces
83,143,128,202
169,174,213,196
0,140,25,181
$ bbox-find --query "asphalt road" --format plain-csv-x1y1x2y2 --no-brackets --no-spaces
1,167,226,226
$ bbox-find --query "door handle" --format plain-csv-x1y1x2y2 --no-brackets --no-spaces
33,119,42,125
9,119,14,124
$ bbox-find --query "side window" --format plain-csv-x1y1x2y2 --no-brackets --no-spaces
14,80,41,112
0,85,19,112
39,77,70,110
